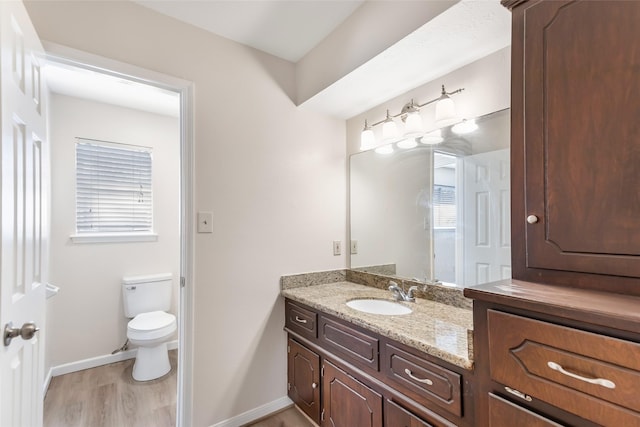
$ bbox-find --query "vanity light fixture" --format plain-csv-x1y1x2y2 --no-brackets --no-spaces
421,129,444,145
360,85,464,151
451,118,479,135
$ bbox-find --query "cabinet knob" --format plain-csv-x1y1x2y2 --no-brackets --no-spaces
526,215,539,224
312,382,317,389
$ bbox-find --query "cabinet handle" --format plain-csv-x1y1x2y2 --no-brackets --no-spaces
547,361,616,389
526,215,539,224
404,368,433,385
505,386,532,402
294,316,307,324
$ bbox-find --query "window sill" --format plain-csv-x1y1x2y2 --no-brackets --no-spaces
70,232,158,244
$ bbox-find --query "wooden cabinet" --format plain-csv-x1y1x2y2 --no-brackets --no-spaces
322,361,383,427
508,0,640,294
284,299,472,426
488,394,563,427
382,343,462,417
465,281,640,427
287,338,320,424
385,399,432,427
488,310,640,426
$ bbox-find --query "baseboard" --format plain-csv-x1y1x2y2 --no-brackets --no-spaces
47,339,179,380
210,396,294,427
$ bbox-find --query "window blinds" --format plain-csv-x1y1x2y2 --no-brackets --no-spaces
433,184,456,228
76,139,152,233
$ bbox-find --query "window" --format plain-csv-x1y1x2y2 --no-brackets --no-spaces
433,184,456,228
74,138,154,241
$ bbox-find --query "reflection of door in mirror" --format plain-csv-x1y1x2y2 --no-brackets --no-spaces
351,108,511,288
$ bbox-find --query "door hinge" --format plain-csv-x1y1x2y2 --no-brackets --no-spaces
321,409,325,422
287,382,291,391
321,365,325,377
180,276,186,288
287,345,290,353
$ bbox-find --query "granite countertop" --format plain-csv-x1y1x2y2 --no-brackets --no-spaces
282,281,474,370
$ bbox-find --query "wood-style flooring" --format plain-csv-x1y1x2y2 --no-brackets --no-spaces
244,406,317,427
44,350,177,427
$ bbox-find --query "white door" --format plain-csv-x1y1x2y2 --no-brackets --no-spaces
1,1,48,426
461,149,510,286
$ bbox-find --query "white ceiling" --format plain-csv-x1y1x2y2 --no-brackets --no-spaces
43,0,510,120
132,0,365,62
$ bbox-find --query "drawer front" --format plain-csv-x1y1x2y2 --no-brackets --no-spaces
385,399,432,427
488,310,640,426
383,343,462,417
488,393,564,427
285,300,317,340
319,316,379,371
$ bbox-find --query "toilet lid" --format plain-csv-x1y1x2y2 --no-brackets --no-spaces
128,311,176,332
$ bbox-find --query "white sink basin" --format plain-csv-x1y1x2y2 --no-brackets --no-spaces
346,299,412,315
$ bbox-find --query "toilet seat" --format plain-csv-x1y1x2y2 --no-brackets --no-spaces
127,311,176,341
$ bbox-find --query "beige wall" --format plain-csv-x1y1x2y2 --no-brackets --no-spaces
25,2,347,425
46,93,181,369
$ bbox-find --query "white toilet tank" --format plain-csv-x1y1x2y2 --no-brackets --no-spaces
122,273,173,318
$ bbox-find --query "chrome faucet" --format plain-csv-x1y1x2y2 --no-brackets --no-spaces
388,281,418,302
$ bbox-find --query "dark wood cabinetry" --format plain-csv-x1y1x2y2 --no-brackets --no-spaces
385,399,432,427
509,0,640,294
322,361,383,427
284,299,472,427
287,338,321,424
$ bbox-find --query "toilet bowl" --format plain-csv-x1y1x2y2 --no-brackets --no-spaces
127,310,177,381
122,273,177,381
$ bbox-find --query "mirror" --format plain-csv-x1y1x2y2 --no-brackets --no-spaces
349,108,511,288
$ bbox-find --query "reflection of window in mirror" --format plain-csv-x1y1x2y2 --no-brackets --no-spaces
433,153,458,284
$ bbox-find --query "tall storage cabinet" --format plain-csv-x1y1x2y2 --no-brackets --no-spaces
466,1,640,426
509,0,640,294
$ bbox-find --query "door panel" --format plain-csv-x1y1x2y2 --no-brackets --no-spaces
1,1,48,426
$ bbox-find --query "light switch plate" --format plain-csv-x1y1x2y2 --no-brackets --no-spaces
197,212,213,233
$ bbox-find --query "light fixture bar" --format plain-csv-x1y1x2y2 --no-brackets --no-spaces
360,84,464,150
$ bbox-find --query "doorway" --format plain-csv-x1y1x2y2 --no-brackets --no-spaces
40,49,193,427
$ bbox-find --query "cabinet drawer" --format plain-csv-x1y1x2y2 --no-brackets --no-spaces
383,343,462,417
488,393,564,427
319,316,379,371
385,399,432,427
285,300,317,340
488,310,640,426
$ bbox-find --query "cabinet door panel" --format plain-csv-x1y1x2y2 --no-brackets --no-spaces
513,0,640,283
488,393,564,427
288,339,320,424
322,361,382,427
385,399,432,427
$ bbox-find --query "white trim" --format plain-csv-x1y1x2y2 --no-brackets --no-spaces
209,397,294,427
70,232,158,244
47,340,179,379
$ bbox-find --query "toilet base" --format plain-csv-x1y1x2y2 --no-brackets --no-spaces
132,342,171,381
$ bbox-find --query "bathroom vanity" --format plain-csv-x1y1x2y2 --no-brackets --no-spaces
282,277,475,427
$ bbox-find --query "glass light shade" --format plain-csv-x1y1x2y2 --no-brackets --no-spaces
403,112,423,137
434,96,459,127
375,144,394,155
360,128,376,150
397,138,417,149
382,118,399,141
420,129,443,145
451,118,478,135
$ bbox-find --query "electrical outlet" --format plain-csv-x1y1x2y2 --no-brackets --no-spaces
333,240,341,256
350,240,358,254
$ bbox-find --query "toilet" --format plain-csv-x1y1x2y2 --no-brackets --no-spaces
122,273,177,381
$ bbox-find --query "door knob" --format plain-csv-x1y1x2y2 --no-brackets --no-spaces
526,215,539,224
4,322,40,346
